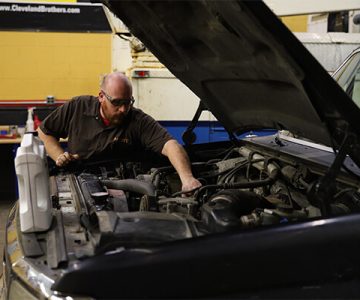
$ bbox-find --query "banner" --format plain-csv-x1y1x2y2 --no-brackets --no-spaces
0,2,112,32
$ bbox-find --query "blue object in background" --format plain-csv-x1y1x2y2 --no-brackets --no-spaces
159,121,276,144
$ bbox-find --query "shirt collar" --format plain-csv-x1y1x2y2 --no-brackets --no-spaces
83,96,101,117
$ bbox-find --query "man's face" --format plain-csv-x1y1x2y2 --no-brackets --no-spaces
99,80,133,126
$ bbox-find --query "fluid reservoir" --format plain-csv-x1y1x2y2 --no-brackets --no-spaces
14,133,52,232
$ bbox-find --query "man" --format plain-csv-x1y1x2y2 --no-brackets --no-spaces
38,72,202,193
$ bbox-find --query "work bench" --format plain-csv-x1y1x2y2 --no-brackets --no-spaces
1,142,20,201
0,138,22,144
0,102,64,201
0,137,67,202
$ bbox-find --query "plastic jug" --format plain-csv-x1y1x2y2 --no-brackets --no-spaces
15,133,52,232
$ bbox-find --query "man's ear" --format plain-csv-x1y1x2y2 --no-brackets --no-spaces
98,92,104,103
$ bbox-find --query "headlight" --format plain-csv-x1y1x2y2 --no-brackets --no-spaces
4,204,53,299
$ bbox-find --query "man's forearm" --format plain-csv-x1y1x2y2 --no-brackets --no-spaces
161,139,202,192
37,127,64,162
162,140,193,181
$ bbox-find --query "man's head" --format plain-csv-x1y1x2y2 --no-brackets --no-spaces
99,72,134,125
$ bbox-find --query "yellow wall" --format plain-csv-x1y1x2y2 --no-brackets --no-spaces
0,31,111,101
281,15,308,32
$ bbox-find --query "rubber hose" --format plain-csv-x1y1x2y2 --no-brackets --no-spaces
101,179,156,197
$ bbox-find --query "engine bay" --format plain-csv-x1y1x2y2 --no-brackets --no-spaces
58,137,360,253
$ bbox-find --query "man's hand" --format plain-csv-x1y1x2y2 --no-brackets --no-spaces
37,127,77,167
181,176,202,196
55,152,79,167
161,140,202,196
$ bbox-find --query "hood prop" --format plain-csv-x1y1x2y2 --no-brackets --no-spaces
308,134,353,216
182,101,206,145
182,101,237,145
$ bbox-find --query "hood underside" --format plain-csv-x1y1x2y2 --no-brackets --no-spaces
104,0,360,148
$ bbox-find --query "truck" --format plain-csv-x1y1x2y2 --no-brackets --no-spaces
0,1,359,143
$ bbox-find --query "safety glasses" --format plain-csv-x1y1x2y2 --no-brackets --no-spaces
101,90,135,107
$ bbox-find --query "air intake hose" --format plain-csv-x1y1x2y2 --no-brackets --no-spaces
101,179,156,197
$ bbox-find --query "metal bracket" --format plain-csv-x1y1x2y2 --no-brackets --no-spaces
308,134,353,216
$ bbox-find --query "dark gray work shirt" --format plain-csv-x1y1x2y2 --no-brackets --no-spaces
40,95,173,161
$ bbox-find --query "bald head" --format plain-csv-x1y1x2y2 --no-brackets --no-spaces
98,72,134,125
101,72,132,98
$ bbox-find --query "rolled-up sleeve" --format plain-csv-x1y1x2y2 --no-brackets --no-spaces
137,113,173,154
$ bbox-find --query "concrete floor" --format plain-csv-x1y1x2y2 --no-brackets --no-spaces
0,200,14,277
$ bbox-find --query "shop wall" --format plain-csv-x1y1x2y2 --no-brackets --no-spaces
0,31,112,101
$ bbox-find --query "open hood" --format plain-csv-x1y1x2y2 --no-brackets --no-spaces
104,1,360,151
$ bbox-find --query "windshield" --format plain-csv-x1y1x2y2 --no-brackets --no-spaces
333,51,360,107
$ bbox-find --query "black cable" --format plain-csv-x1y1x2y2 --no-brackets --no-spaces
171,186,202,197
219,160,249,184
222,159,264,184
221,146,236,161
195,168,279,203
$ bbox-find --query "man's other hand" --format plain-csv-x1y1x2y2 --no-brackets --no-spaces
55,152,79,167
